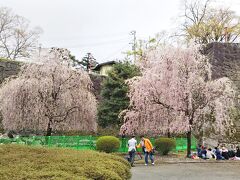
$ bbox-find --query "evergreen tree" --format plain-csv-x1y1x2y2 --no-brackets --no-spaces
69,54,79,67
98,61,140,128
80,53,98,71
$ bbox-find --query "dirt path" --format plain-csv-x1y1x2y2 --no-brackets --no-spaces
131,162,240,180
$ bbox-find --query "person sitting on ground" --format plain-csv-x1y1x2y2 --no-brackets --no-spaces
228,149,235,158
191,152,199,159
211,148,217,159
212,146,216,155
215,147,224,160
236,146,240,158
229,146,240,160
127,135,137,167
137,135,154,166
197,145,202,158
201,146,207,159
221,147,229,160
206,148,215,159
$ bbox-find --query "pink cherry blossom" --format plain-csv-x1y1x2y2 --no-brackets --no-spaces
120,45,235,156
0,57,97,135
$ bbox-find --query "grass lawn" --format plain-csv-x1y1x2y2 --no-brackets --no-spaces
0,144,131,180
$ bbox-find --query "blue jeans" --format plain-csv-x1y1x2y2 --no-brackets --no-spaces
145,151,154,164
129,149,136,166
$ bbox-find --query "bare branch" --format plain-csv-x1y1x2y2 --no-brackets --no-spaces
0,7,42,59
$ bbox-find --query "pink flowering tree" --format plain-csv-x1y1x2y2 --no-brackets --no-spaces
0,58,97,136
120,46,235,156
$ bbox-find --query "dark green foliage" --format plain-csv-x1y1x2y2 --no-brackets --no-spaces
0,58,20,63
98,61,140,128
155,138,176,155
0,144,131,180
96,136,120,153
97,127,120,136
68,54,80,67
79,53,98,71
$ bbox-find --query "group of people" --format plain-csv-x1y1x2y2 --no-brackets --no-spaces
127,136,240,166
193,144,240,160
127,135,154,167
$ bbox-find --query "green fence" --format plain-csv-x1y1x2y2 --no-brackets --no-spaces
175,137,197,151
0,136,197,152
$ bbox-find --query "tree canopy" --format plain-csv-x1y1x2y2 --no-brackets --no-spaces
97,61,140,128
0,7,42,59
79,53,98,71
181,0,240,44
0,57,97,135
120,45,235,156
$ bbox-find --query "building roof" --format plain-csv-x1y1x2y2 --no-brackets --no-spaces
92,61,117,71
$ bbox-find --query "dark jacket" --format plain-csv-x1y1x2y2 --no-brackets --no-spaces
215,149,222,160
236,149,240,157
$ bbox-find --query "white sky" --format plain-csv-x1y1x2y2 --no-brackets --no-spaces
0,0,240,63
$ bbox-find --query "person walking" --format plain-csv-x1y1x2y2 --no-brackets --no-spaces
128,135,137,167
137,135,154,166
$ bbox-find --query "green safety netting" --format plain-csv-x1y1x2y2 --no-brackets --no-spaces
0,136,197,152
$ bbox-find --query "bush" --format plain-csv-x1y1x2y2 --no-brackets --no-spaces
0,144,131,180
96,136,120,153
155,137,176,155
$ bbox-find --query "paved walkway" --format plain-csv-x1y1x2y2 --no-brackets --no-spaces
131,162,240,180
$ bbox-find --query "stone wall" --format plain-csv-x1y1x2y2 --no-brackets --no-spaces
0,60,21,84
204,42,240,90
204,42,240,145
0,60,22,133
89,73,105,103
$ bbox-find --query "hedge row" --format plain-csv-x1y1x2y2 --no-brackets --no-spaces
0,144,131,180
96,136,176,155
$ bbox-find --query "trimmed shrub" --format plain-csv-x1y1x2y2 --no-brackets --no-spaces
155,137,176,155
0,144,131,180
96,136,120,153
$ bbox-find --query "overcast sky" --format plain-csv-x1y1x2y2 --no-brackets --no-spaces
1,0,240,63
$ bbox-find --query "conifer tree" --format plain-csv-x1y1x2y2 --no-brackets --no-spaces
98,61,140,128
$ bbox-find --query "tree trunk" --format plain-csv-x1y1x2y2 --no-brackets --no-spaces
46,121,52,136
187,130,192,158
167,130,171,138
167,115,171,138
187,114,194,158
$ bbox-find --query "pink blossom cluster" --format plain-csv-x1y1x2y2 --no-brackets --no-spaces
0,58,97,133
120,45,235,136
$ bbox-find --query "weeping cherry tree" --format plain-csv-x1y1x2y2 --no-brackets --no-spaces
0,57,97,136
120,45,235,157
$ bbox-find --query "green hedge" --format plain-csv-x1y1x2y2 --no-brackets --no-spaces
155,137,176,155
96,136,120,153
0,144,131,180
